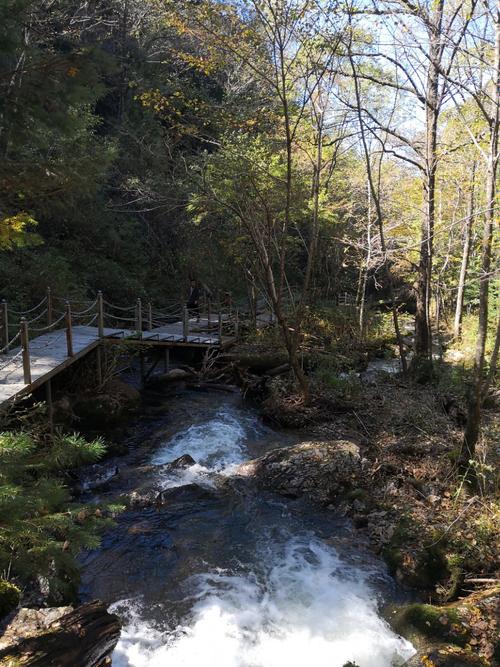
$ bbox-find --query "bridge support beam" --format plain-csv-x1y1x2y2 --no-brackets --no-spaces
97,291,104,338
183,307,189,342
1,300,9,352
65,302,74,357
47,287,53,328
20,318,32,385
96,345,103,386
136,298,143,340
46,378,54,434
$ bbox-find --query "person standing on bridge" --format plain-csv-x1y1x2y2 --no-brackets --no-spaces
186,280,201,322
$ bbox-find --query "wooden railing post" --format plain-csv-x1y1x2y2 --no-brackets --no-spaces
1,300,8,352
47,287,53,328
65,301,74,357
147,301,153,331
234,310,239,338
136,298,143,339
97,291,104,339
183,306,189,341
20,318,31,384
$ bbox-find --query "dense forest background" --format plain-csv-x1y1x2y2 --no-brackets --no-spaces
0,4,498,658
0,0,498,448
1,0,494,312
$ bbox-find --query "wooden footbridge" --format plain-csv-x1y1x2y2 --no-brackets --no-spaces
0,289,254,406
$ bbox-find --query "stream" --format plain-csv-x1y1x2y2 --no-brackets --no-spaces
79,389,416,667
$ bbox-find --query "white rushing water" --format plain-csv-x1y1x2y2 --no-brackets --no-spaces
150,408,258,488
110,405,415,667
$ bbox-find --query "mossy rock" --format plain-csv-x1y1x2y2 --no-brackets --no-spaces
421,647,489,666
383,517,449,592
389,588,499,667
0,580,20,620
394,603,468,646
73,394,123,428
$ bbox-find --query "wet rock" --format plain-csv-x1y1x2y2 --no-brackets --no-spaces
127,487,160,508
52,396,76,425
73,394,123,428
106,378,141,411
72,379,140,429
75,463,119,493
234,440,361,505
148,368,194,388
156,483,218,505
0,601,120,666
160,454,196,471
124,456,200,507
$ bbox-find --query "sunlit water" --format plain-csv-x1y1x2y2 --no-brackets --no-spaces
79,392,415,667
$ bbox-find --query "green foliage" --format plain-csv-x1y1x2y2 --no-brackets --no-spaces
0,579,21,619
0,212,41,249
0,430,118,604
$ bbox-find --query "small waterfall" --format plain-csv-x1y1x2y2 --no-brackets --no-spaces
81,398,415,667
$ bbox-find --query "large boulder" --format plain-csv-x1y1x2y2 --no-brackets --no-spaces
106,377,141,411
234,440,361,505
73,394,124,428
127,455,198,507
148,368,194,389
0,601,120,667
72,378,140,429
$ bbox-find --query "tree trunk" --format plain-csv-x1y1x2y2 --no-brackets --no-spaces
454,165,476,339
359,178,372,336
484,315,500,396
349,48,408,374
413,0,444,367
0,601,121,667
460,1,499,469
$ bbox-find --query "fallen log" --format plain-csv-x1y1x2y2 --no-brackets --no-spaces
218,351,288,373
266,363,291,377
0,601,121,667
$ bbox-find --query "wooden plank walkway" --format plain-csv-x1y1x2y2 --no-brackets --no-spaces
0,284,277,408
0,316,235,406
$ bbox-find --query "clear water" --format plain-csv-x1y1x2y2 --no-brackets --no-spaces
79,391,415,667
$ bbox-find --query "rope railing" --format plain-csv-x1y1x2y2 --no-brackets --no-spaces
8,295,48,316
71,299,98,317
103,299,136,312
0,350,24,380
30,311,66,333
0,330,21,356
1,287,246,389
26,308,49,326
103,312,137,324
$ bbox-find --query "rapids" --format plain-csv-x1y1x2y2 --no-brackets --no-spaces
79,390,415,667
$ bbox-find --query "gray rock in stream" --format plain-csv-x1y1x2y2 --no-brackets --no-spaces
127,455,198,507
0,601,120,666
233,440,361,505
162,454,197,470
